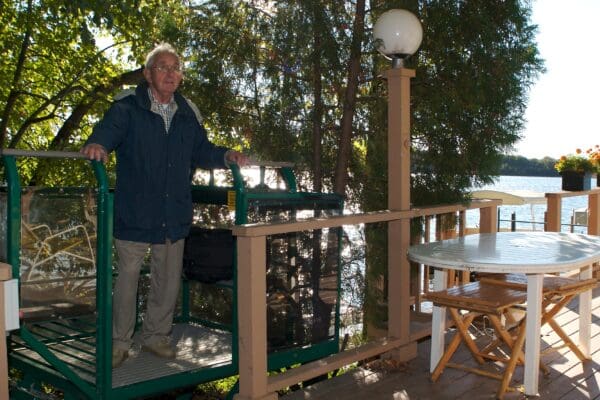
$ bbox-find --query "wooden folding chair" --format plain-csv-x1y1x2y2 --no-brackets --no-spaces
478,273,598,361
425,281,530,399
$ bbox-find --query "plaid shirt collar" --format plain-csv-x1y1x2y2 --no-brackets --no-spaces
148,88,178,133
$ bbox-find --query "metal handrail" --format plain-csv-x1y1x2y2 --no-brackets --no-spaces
1,148,112,397
0,149,88,159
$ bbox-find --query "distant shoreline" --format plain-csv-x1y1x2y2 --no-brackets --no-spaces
500,154,558,177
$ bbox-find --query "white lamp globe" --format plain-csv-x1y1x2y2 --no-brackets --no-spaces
373,9,423,60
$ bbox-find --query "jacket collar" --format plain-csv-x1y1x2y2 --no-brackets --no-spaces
134,81,192,116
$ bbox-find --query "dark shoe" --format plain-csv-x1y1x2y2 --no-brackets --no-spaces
112,348,129,368
141,337,176,359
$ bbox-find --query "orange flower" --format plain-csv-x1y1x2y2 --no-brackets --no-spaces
588,145,600,172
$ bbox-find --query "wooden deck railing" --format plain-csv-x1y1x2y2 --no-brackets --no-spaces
545,188,600,280
545,187,600,234
231,199,501,400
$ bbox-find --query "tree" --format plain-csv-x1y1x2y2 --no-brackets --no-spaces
1,0,544,196
409,0,544,205
0,0,181,184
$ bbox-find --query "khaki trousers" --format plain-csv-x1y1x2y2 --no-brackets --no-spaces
112,238,184,350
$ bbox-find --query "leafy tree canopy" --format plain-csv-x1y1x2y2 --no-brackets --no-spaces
408,0,544,205
1,0,544,210
0,0,185,184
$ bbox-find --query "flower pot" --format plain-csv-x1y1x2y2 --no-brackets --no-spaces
561,171,592,191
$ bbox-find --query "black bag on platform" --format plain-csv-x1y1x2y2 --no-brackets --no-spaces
182,227,235,283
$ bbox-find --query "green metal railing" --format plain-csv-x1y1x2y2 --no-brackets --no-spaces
1,149,112,399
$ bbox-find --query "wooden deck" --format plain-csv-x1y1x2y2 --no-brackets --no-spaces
281,286,600,400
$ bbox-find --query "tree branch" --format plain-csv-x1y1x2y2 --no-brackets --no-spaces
0,0,33,148
48,68,143,150
9,85,86,148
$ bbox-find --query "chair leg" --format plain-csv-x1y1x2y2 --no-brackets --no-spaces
488,314,550,375
497,318,527,399
449,308,485,364
542,296,571,322
431,312,478,382
542,294,589,361
547,317,589,361
487,315,524,363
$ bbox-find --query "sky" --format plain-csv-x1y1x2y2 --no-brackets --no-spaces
513,0,600,159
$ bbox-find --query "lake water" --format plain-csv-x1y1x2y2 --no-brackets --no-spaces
467,175,589,233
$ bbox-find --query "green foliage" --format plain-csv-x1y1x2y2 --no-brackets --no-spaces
194,374,239,398
179,1,357,196
0,0,174,184
407,0,544,206
1,1,544,199
357,0,543,332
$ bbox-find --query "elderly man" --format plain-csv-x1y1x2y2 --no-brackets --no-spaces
81,43,247,368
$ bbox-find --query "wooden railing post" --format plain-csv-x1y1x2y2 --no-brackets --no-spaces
0,263,12,400
587,192,600,278
545,194,562,232
386,67,417,361
588,192,600,236
479,203,498,234
234,236,277,400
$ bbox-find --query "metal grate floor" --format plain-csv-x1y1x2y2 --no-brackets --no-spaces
113,323,232,387
12,322,233,388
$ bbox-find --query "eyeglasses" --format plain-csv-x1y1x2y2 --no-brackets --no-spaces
152,64,183,74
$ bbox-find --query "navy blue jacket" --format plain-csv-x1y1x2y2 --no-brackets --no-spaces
86,82,229,243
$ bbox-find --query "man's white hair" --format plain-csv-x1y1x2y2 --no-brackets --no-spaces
145,43,180,69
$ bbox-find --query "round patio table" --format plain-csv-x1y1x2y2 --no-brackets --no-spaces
408,231,600,396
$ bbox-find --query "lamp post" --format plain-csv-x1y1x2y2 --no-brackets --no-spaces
373,9,422,360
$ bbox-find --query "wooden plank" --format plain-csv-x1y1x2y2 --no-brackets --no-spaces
588,192,600,236
546,195,562,232
0,282,8,400
231,200,501,237
236,236,276,400
0,263,11,281
267,336,404,392
0,263,11,400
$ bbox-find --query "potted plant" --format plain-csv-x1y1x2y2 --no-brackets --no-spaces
554,148,595,191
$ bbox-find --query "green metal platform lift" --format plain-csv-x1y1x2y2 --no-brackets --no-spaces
1,149,343,399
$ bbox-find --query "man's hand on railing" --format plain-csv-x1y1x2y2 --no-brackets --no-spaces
80,144,108,163
225,150,249,167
